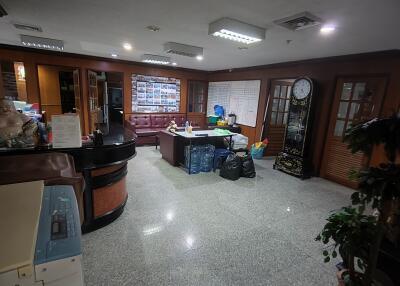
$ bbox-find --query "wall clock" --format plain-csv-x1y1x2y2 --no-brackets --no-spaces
293,78,312,99
274,77,315,178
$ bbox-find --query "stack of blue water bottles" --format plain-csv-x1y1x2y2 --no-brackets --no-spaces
184,144,215,174
200,144,215,172
185,145,201,174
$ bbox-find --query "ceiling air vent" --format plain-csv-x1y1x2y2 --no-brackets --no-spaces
21,35,64,51
13,23,43,32
0,3,7,17
163,42,203,58
274,11,322,31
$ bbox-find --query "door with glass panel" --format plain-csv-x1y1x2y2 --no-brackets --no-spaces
322,76,387,188
187,80,207,128
262,80,294,156
88,70,99,133
73,69,84,132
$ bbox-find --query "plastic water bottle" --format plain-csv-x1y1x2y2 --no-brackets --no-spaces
190,146,201,174
185,121,189,133
200,145,215,172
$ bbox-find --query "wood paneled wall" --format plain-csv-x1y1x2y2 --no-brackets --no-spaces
208,51,400,175
1,45,399,176
0,45,207,134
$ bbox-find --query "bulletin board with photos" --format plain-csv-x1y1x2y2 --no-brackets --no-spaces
131,74,181,112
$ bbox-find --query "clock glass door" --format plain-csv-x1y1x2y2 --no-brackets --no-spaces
262,79,294,156
322,76,387,188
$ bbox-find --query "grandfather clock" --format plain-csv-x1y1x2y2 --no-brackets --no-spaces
274,77,315,178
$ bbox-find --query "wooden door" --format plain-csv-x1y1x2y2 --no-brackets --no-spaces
73,69,83,133
322,76,387,188
88,70,98,133
187,80,207,128
262,80,293,156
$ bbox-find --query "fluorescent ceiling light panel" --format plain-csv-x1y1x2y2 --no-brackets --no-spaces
209,18,265,44
141,54,171,65
21,35,64,51
320,25,336,34
164,42,203,58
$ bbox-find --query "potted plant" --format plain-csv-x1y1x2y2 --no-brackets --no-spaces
316,112,400,286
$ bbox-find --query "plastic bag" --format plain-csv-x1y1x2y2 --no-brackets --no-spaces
250,142,266,159
241,156,256,178
220,154,242,181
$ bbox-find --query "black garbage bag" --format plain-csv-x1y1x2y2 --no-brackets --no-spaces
220,154,242,180
241,156,256,178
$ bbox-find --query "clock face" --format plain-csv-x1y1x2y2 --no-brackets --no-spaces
293,79,311,99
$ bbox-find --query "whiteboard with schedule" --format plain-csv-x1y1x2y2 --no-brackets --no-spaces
207,80,261,127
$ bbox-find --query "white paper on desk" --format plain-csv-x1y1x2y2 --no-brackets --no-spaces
51,114,82,148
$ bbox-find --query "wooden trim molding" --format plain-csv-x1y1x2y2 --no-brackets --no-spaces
211,50,400,74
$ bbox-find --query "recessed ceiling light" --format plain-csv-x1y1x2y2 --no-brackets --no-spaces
196,55,203,61
209,18,265,44
123,42,132,50
146,25,160,32
320,25,336,34
172,62,177,66
111,53,118,58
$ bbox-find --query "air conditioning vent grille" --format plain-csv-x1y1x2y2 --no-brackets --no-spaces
274,12,322,31
167,50,196,57
163,42,203,58
14,23,43,32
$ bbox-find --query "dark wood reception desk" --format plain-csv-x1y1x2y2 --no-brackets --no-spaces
0,127,136,233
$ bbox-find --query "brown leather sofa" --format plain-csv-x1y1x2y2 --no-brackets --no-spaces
125,113,197,145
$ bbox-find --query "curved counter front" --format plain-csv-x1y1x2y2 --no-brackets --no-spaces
0,127,136,233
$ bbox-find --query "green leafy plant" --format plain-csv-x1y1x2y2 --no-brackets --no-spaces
316,207,378,285
316,112,400,286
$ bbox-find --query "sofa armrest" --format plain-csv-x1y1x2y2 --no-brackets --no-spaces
124,120,136,133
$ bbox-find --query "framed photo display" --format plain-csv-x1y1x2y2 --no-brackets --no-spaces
132,74,181,112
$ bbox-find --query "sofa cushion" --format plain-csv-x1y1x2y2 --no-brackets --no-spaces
126,113,189,131
128,114,151,128
151,115,170,128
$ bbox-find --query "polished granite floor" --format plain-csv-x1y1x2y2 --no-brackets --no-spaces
82,146,351,286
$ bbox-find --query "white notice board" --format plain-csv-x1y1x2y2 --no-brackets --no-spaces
52,114,82,148
207,80,261,127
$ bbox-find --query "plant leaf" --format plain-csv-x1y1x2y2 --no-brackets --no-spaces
332,250,337,258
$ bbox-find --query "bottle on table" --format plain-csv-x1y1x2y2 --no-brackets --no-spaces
188,122,193,134
185,121,189,133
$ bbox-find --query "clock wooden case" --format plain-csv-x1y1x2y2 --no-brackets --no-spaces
274,77,315,178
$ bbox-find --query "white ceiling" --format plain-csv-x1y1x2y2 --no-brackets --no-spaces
0,0,399,71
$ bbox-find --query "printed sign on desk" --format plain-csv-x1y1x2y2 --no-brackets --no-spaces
52,114,82,148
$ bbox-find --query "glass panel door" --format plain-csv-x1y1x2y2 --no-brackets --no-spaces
333,81,372,138
188,81,206,113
